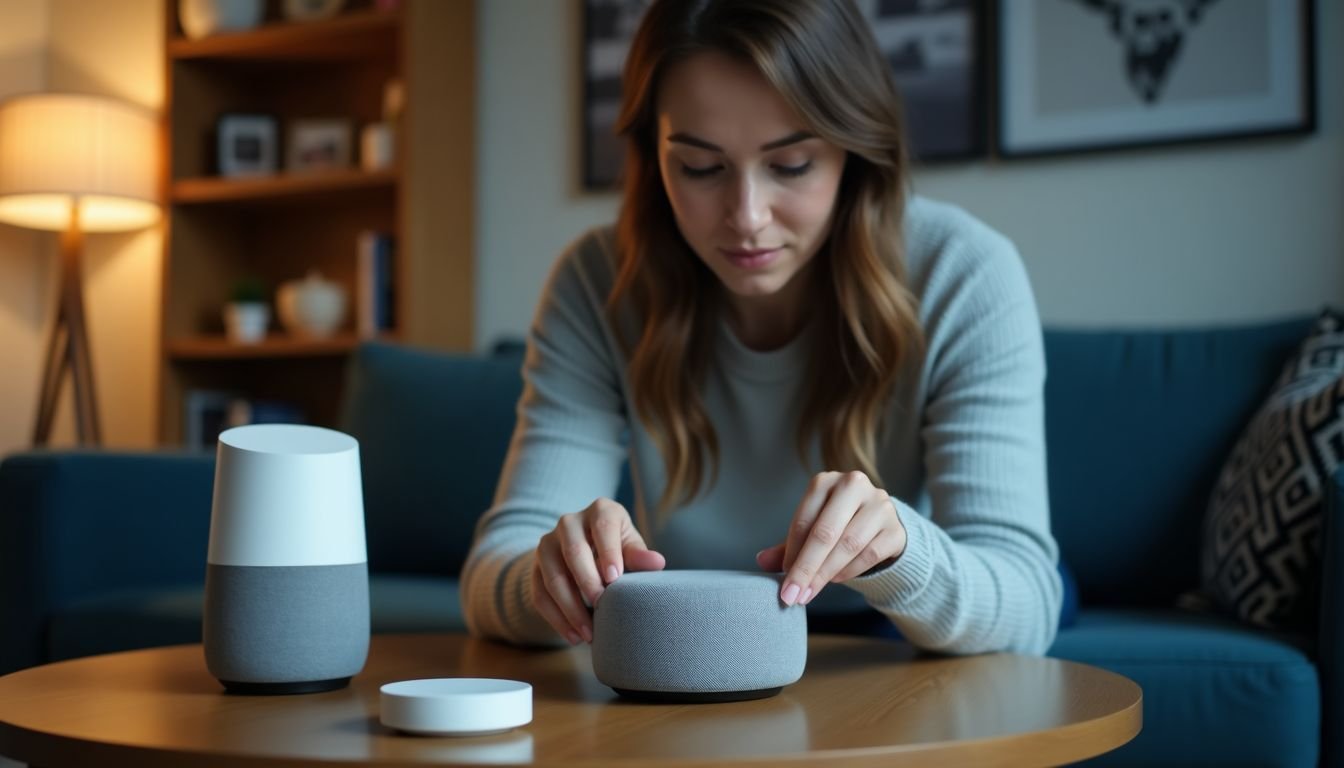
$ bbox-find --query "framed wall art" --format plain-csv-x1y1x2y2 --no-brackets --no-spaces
863,0,987,163
580,0,987,190
581,0,652,190
997,0,1316,157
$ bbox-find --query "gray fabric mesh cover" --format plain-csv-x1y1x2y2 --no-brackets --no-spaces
204,563,369,683
591,570,807,693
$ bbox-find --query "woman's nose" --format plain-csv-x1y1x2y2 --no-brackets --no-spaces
725,171,770,236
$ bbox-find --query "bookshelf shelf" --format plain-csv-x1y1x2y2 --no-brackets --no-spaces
166,334,370,360
168,10,400,62
172,170,397,205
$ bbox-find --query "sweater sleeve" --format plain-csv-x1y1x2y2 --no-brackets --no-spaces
460,233,629,646
844,225,1062,655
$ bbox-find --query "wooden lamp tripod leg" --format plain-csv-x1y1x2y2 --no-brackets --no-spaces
31,299,68,446
31,214,100,446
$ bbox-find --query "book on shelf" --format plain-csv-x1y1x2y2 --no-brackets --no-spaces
356,231,397,338
184,390,306,452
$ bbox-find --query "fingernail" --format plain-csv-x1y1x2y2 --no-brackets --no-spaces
800,587,813,605
581,625,593,644
781,583,801,605
605,565,618,583
755,549,766,560
565,631,581,645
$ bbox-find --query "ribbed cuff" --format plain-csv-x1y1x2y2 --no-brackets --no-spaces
504,548,567,647
845,496,937,608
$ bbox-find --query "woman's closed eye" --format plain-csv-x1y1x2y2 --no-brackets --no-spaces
680,162,722,179
677,161,814,179
773,160,812,178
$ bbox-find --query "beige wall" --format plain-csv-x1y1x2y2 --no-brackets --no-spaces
475,0,1344,347
0,0,163,456
0,0,52,457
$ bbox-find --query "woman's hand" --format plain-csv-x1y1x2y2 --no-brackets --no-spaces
756,471,907,606
531,498,666,645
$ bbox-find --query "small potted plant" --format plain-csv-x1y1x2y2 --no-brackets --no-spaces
224,276,270,344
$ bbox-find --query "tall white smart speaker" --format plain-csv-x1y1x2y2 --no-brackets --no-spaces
204,424,370,694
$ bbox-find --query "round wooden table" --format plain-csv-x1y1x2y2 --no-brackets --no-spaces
0,633,1140,767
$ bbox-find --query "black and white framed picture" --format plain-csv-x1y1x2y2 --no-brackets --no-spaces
582,0,652,190
997,0,1316,157
861,0,986,162
580,0,985,190
217,114,277,178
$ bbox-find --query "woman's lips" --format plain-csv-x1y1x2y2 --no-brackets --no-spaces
719,247,781,269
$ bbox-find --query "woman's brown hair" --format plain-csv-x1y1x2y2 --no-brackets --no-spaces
607,0,923,513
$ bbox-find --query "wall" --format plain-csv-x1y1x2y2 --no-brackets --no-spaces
0,1,52,455
0,0,162,456
475,0,1343,348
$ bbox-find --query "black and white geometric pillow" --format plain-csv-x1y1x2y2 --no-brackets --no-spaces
1201,308,1344,631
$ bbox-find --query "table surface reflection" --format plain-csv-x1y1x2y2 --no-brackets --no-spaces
0,633,1140,767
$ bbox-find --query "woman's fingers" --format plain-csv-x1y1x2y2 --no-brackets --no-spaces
557,513,605,607
588,498,632,585
530,558,584,645
537,531,594,643
803,497,897,598
782,471,872,605
623,544,667,572
781,472,843,576
756,542,786,572
531,499,666,645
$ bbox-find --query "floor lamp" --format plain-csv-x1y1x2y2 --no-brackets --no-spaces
0,94,160,446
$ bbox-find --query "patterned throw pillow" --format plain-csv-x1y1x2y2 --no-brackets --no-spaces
1201,309,1344,630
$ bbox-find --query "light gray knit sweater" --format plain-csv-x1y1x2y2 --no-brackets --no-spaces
461,196,1062,655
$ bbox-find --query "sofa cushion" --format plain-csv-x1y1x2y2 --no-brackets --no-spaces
342,342,525,577
1202,309,1344,630
1044,318,1311,606
46,576,466,663
1049,608,1319,767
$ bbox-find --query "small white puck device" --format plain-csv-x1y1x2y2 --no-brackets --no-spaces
380,678,532,736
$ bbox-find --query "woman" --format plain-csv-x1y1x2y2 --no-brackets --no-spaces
462,0,1061,655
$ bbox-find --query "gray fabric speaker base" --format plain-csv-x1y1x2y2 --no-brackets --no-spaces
221,677,351,696
612,686,782,703
591,571,807,695
204,562,369,687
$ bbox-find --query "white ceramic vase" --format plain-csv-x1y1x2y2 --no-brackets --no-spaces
224,301,270,344
278,272,347,338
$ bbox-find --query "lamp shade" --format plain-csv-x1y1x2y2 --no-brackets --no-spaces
0,93,160,232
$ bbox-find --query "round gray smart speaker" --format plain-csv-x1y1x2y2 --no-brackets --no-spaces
203,424,370,695
591,570,807,702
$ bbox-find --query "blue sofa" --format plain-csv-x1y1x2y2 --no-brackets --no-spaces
1,318,1339,767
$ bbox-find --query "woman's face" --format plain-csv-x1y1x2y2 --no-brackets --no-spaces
656,51,847,324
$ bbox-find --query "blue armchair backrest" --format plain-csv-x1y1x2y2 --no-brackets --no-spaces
1043,316,1311,607
341,342,527,577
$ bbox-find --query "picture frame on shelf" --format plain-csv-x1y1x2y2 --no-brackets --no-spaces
217,113,278,178
287,119,353,173
997,0,1316,158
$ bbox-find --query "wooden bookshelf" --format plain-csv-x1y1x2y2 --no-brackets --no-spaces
172,169,397,204
159,0,474,443
165,334,362,360
167,9,399,61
